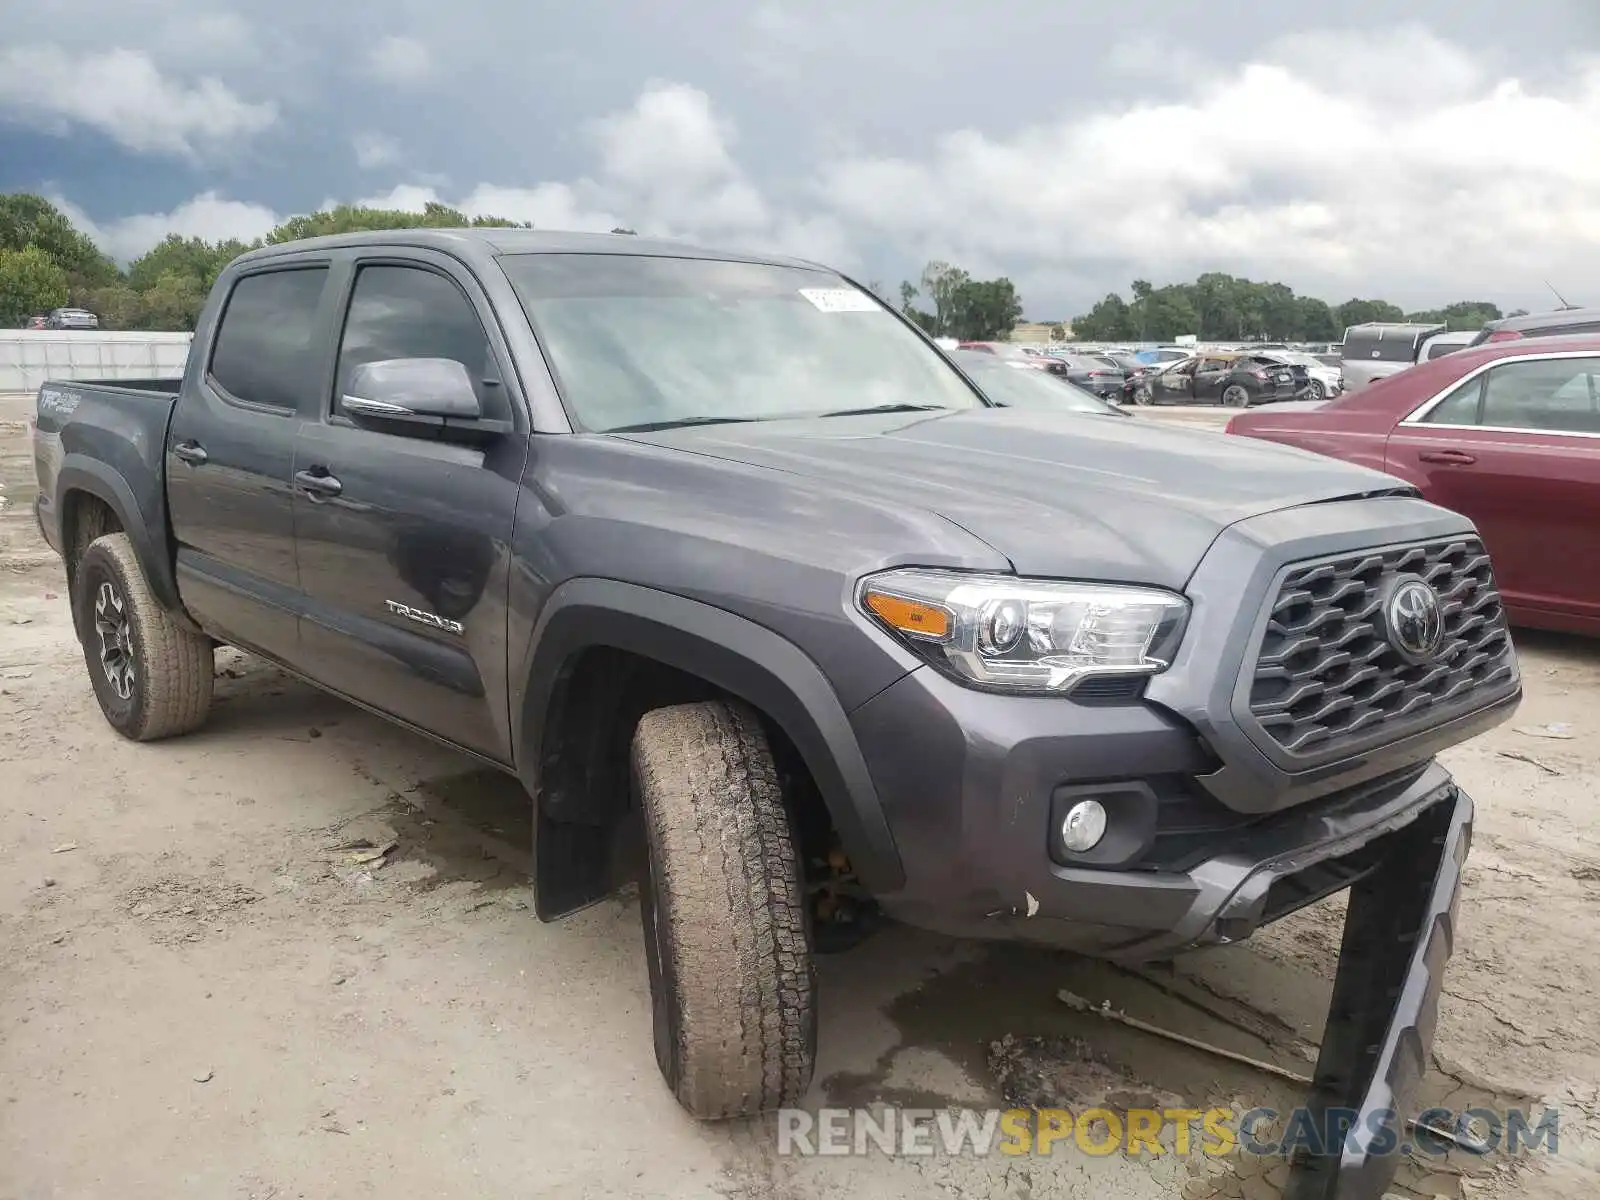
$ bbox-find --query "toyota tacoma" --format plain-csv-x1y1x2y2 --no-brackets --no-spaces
31,230,1519,1198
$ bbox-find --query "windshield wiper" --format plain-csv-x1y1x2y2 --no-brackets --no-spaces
606,415,760,433
814,403,951,419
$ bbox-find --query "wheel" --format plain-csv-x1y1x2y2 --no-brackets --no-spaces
1222,384,1252,408
1133,385,1154,406
631,700,816,1119
72,533,214,740
1308,379,1326,402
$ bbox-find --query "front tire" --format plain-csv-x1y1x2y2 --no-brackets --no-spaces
1308,379,1326,402
72,533,213,740
631,700,816,1120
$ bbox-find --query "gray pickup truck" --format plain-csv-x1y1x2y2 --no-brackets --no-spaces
32,230,1519,1197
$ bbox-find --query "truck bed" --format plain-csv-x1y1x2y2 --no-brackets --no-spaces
31,377,183,595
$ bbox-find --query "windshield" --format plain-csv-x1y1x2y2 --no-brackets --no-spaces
500,253,982,431
952,354,1121,414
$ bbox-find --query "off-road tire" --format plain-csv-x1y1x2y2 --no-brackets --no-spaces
72,533,214,741
631,700,816,1119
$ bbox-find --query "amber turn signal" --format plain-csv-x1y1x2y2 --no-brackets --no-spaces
863,590,953,641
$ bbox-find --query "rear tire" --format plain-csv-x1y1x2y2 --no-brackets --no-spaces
72,533,214,741
1222,384,1252,408
1133,386,1154,406
632,700,816,1119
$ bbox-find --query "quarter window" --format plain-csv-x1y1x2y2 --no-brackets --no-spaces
1421,377,1483,425
334,265,505,421
209,268,329,410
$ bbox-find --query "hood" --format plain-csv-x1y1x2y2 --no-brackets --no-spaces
619,408,1410,588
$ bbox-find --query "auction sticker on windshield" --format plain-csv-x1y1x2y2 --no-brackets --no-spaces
800,288,880,313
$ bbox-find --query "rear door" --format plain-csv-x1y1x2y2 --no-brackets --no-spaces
1386,353,1600,625
291,253,528,761
166,261,335,660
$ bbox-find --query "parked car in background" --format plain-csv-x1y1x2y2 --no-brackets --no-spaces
1046,352,1128,400
1468,306,1600,347
1256,349,1343,402
23,314,49,330
950,349,1131,417
1227,335,1600,635
45,307,99,330
1339,322,1445,391
1418,330,1478,363
1135,351,1311,407
957,340,1072,379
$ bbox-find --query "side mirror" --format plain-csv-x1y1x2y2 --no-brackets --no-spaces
343,358,482,421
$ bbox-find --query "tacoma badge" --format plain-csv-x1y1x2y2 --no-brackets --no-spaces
385,600,465,635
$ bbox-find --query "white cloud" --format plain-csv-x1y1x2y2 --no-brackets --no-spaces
365,35,433,85
49,30,1600,312
353,132,402,170
0,44,277,159
56,192,282,263
814,27,1600,309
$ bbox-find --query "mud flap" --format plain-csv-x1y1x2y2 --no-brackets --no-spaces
1285,788,1472,1199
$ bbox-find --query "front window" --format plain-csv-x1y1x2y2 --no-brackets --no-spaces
500,254,982,431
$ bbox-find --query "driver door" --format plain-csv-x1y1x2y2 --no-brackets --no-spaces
291,254,528,761
1155,360,1196,402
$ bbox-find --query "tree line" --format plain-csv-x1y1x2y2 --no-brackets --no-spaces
1,190,1524,342
0,192,557,329
1068,274,1524,344
888,262,1025,342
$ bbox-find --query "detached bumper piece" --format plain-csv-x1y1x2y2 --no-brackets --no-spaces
1285,788,1471,1200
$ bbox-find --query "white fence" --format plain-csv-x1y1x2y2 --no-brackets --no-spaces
0,331,191,395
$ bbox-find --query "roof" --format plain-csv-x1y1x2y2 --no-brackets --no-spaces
1344,321,1447,335
233,227,826,273
1425,332,1600,370
1481,306,1600,334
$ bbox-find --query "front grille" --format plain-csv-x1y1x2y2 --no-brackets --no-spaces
1248,538,1513,757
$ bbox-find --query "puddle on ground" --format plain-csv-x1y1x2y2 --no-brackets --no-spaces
821,935,1539,1194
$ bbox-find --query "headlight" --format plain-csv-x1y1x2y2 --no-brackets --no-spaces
857,569,1189,694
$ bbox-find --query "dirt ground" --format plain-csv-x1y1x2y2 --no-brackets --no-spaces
2,396,1598,1199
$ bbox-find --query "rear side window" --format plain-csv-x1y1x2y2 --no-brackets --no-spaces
1481,358,1600,433
209,268,329,410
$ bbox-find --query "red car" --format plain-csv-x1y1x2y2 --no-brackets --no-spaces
1227,335,1600,635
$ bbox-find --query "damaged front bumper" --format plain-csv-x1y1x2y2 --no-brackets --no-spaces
1286,782,1470,1199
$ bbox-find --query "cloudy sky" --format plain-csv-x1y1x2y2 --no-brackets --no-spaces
2,0,1598,318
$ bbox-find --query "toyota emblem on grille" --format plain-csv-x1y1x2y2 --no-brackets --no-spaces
1384,578,1445,661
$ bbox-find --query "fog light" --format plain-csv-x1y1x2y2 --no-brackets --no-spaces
1060,800,1108,852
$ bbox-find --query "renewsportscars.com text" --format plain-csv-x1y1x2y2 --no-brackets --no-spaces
776,1105,1560,1159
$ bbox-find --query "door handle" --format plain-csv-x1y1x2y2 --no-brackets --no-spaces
294,468,343,498
172,441,208,466
1418,449,1477,465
